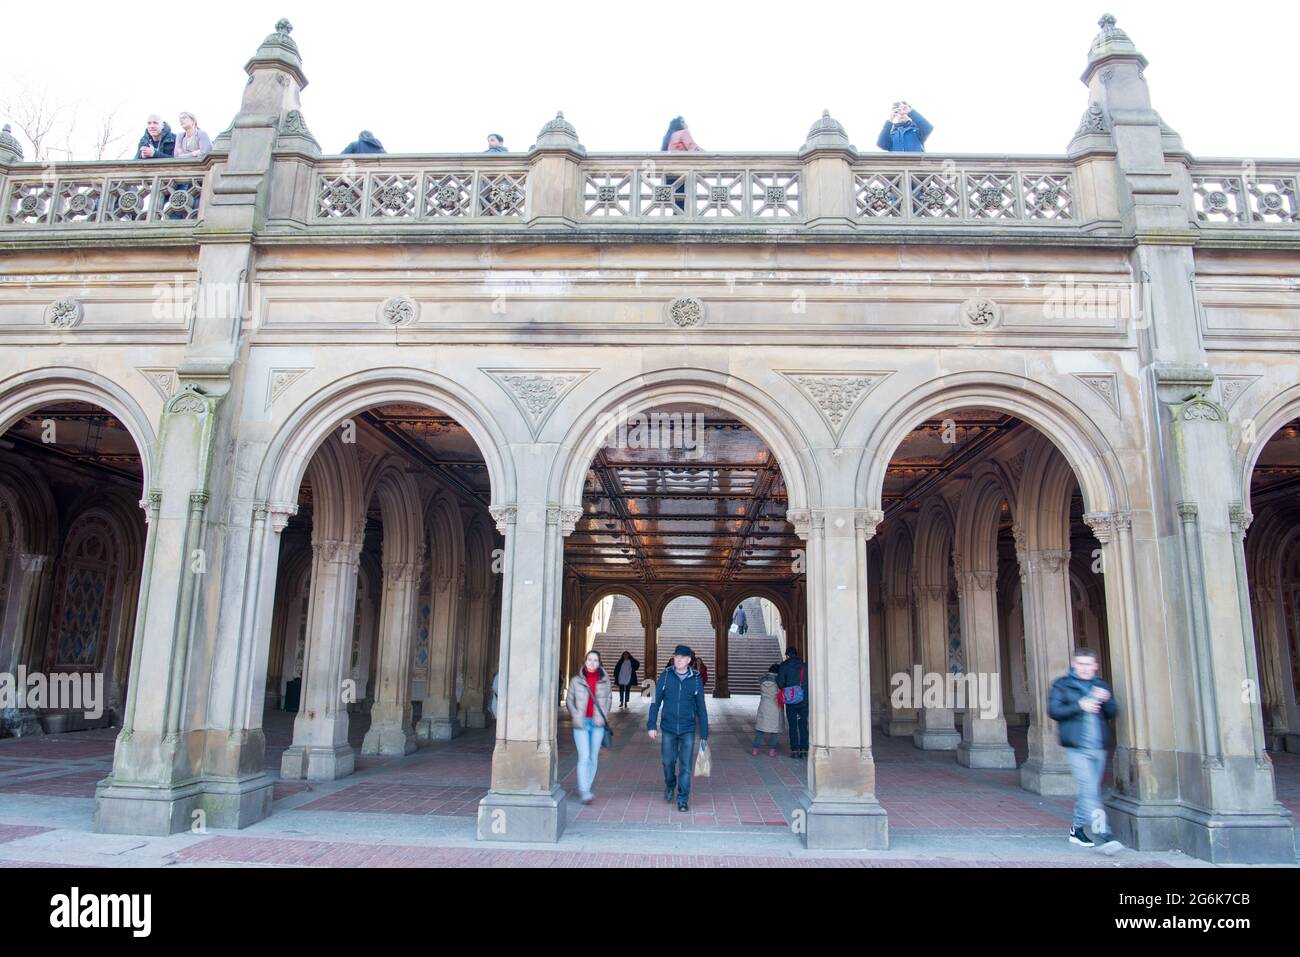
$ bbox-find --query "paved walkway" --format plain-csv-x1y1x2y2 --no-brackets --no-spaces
0,697,1295,867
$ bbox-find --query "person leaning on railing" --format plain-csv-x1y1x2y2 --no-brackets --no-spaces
341,130,386,154
135,115,176,160
174,112,211,159
877,101,932,153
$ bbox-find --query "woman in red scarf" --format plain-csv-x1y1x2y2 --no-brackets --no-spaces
566,651,612,804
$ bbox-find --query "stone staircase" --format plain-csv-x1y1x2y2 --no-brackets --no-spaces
590,595,781,694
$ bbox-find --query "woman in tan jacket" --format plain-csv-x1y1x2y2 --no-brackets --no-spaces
567,650,613,803
753,664,783,756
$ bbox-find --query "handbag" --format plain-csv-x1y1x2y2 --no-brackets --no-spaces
587,682,614,749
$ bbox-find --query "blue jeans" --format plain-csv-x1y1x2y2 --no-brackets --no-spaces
572,718,604,797
784,701,809,752
752,731,778,749
660,729,696,800
1065,746,1108,833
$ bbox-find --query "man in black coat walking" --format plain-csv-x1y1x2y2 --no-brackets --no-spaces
1048,647,1118,848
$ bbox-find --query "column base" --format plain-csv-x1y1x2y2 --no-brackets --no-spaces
912,727,961,750
361,723,417,756
280,744,355,781
1107,793,1296,863
956,741,1017,769
476,785,567,843
417,715,462,741
1284,733,1300,755
463,708,488,729
798,793,889,850
883,716,919,738
1019,759,1076,795
94,778,204,836
0,708,45,738
199,774,275,829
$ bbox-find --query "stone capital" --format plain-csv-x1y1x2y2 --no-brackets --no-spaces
253,501,298,534
490,505,517,535
18,553,53,574
314,538,363,567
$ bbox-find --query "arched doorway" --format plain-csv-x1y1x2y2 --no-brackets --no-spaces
256,401,501,781
0,397,148,739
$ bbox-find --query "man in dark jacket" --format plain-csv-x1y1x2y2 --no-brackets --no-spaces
876,102,933,153
341,131,386,154
135,115,176,160
485,134,507,153
647,644,709,811
777,647,810,758
1048,648,1118,848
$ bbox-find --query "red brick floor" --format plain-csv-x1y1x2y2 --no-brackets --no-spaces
0,824,51,844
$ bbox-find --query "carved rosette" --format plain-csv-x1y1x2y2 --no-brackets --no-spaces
266,368,311,410
1074,374,1120,415
667,297,705,328
959,297,1001,329
45,297,84,329
378,296,419,327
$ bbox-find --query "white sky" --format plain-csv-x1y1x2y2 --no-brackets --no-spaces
4,0,1298,160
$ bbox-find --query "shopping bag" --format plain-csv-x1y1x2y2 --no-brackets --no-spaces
693,741,711,777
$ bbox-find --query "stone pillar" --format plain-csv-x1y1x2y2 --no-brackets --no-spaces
460,564,494,730
361,561,422,755
953,558,1016,769
911,581,961,750
1015,538,1076,795
1249,583,1291,751
712,611,730,698
477,504,577,843
280,537,362,780
798,111,857,229
1,552,56,736
643,617,657,684
882,588,919,736
94,387,222,835
791,507,888,850
418,564,463,741
526,114,584,228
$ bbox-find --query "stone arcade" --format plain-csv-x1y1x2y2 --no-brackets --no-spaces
0,16,1297,863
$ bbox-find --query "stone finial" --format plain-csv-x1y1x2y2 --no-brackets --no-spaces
246,16,308,88
799,109,854,155
1085,11,1145,72
0,123,23,163
533,111,585,154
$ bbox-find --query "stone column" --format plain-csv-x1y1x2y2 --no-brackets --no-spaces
460,575,494,730
280,537,362,780
953,558,1016,768
712,612,730,698
1,553,56,736
477,504,577,843
882,588,919,736
1015,538,1076,794
911,581,961,750
643,617,657,684
418,563,463,741
95,386,223,835
361,560,423,755
1249,584,1290,751
792,507,888,850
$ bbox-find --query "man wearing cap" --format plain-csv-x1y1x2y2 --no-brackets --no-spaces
647,644,709,812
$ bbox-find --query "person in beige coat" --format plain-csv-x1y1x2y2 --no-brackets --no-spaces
567,650,613,803
752,664,783,756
